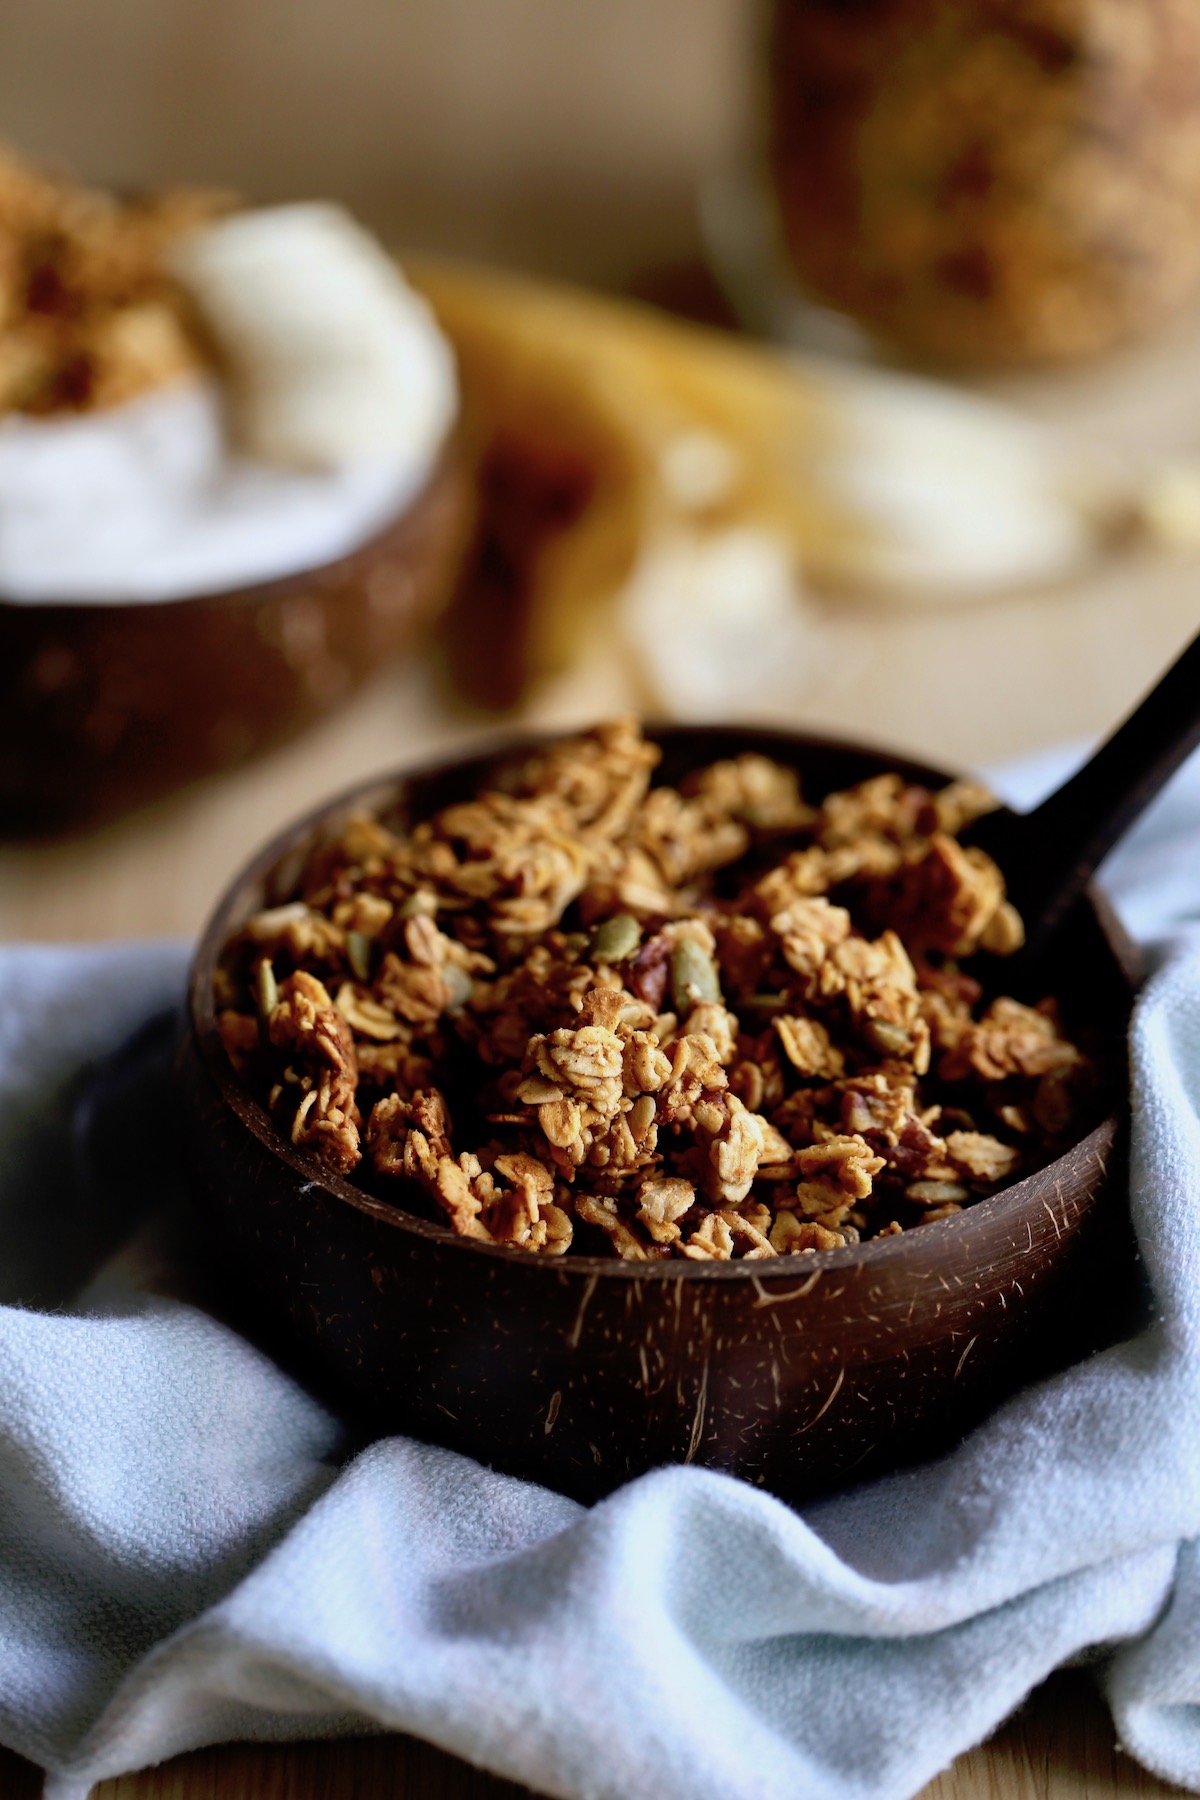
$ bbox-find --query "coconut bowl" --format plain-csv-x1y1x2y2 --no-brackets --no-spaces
0,448,472,836
178,725,1139,1505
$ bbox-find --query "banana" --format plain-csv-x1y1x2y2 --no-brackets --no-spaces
169,203,458,472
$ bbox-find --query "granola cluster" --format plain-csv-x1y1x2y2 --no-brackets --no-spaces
0,144,227,416
216,721,1098,1261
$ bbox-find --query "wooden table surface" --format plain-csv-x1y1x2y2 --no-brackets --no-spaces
0,1670,1186,1798
1,269,1197,1797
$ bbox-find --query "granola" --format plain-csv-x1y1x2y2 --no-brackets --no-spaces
769,0,1200,365
0,144,228,417
217,721,1102,1261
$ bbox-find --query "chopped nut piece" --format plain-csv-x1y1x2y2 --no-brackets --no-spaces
1033,1066,1085,1138
870,836,1014,960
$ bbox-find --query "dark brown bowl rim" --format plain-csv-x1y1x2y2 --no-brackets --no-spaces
0,438,460,617
187,722,1137,1283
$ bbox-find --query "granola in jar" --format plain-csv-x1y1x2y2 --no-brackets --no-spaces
768,0,1200,365
215,721,1102,1261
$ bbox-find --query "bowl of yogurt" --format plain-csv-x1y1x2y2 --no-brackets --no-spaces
0,153,471,832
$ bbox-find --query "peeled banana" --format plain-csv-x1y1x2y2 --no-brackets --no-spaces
170,203,458,473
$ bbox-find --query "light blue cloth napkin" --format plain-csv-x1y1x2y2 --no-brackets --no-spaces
5,750,1200,1800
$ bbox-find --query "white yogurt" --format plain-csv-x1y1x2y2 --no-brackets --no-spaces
0,381,450,603
0,216,458,605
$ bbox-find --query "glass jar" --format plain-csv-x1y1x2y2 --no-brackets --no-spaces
767,0,1200,365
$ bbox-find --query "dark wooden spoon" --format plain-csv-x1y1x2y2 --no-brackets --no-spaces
969,626,1200,961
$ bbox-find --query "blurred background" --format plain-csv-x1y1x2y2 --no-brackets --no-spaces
0,0,750,290
2,0,1200,935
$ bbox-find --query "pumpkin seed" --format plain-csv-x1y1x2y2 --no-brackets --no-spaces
865,1018,912,1056
671,938,721,1015
346,931,372,982
738,991,788,1018
254,958,278,1018
442,963,474,1010
590,913,641,964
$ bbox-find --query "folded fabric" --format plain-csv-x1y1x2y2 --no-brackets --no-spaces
2,754,1200,1800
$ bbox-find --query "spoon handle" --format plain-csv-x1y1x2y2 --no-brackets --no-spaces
971,626,1200,953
